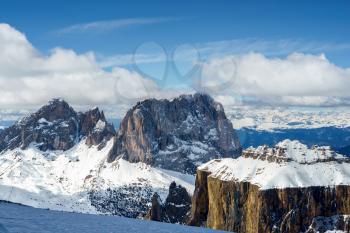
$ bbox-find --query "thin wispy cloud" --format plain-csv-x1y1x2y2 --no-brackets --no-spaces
55,17,177,34
195,38,350,59
96,38,350,68
98,53,166,68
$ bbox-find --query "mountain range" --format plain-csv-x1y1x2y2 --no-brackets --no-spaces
0,93,241,219
0,93,350,233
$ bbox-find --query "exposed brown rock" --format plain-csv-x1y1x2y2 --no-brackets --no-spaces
188,169,210,227
190,169,350,233
146,193,163,221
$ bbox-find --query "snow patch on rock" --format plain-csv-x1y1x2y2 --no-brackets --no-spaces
199,140,350,190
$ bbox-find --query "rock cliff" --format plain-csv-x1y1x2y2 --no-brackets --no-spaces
189,140,350,233
107,93,242,174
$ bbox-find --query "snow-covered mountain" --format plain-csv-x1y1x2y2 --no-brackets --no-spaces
226,106,350,131
190,140,350,233
224,106,350,149
200,139,350,189
0,137,195,217
0,94,241,219
0,98,115,152
0,98,198,218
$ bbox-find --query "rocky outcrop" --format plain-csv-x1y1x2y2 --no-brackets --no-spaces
107,93,242,174
189,141,350,233
146,182,192,224
0,99,115,152
146,193,163,221
81,108,116,149
188,168,210,227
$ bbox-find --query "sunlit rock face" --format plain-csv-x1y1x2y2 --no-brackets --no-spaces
108,93,242,174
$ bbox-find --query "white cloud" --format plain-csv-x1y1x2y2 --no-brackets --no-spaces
0,23,166,110
1,23,350,112
56,18,175,34
200,53,350,106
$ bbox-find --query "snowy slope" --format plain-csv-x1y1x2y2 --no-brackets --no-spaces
0,139,194,216
0,202,228,233
199,140,350,190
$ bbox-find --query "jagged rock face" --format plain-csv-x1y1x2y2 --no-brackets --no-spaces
146,182,192,224
0,99,115,152
81,108,116,149
163,181,192,224
108,93,242,174
189,141,350,233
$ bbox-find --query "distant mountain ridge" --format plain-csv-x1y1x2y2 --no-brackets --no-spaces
237,127,350,149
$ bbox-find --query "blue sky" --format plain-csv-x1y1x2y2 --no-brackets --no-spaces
0,0,350,110
1,0,350,65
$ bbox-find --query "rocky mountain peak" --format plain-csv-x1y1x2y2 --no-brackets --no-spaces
108,93,242,174
37,98,76,122
0,99,115,152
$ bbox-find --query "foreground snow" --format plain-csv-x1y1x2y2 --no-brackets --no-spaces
0,139,194,215
0,202,228,233
199,140,350,190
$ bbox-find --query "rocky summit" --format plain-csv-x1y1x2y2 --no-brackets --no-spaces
0,99,115,152
107,93,242,174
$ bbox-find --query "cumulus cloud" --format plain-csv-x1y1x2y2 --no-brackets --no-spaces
1,23,350,112
0,23,166,110
200,53,350,106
